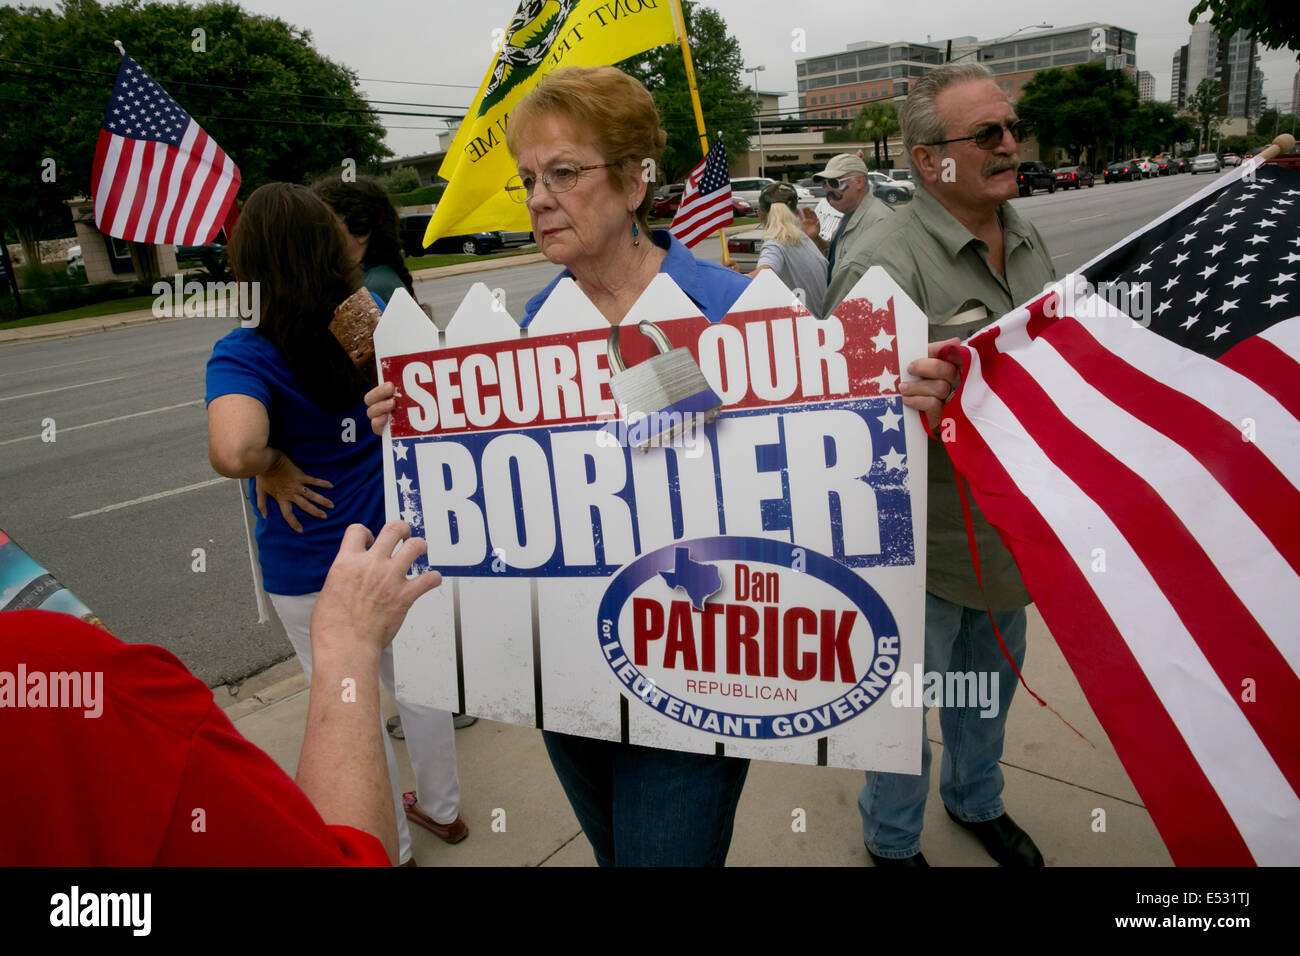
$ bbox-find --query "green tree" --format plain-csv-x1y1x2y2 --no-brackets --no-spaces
1017,62,1138,168
0,0,389,267
1256,106,1299,140
1187,1,1300,53
382,165,421,195
1187,78,1228,150
617,2,756,182
1128,100,1196,155
852,102,899,169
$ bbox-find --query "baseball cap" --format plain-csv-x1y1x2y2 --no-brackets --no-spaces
812,154,868,182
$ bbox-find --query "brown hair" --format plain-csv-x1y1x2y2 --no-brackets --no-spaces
505,66,667,226
312,173,415,296
228,183,365,411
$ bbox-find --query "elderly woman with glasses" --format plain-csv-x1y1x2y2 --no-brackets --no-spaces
366,66,751,866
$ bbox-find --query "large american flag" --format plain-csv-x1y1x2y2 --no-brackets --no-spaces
670,137,733,248
943,159,1300,866
91,54,240,245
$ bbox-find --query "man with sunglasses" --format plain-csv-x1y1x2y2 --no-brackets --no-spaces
826,63,1054,868
806,153,892,285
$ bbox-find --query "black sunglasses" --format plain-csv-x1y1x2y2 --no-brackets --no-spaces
927,119,1031,150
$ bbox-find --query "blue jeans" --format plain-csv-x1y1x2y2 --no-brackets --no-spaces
542,731,750,867
859,593,1027,858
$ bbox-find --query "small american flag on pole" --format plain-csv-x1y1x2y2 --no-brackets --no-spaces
669,136,733,248
91,51,240,245
942,157,1300,865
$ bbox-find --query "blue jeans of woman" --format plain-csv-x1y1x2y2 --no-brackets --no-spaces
543,731,750,866
858,593,1028,858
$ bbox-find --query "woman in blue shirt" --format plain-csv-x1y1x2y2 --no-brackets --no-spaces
205,183,465,864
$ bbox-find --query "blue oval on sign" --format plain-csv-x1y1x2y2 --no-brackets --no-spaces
595,536,900,740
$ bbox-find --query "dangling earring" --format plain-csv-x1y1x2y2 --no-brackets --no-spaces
631,218,640,247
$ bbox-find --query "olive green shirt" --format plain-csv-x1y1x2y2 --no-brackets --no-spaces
825,186,1055,610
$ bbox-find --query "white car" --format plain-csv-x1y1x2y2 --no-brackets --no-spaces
729,177,814,208
1190,153,1222,174
1132,157,1157,178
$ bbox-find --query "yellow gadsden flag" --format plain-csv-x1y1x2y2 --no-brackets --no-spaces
423,0,677,248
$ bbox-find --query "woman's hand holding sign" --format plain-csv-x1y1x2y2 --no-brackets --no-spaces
366,380,396,435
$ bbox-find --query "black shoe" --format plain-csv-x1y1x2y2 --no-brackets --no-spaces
945,808,1044,866
866,846,929,867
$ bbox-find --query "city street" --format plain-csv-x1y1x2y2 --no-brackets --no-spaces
0,171,1211,685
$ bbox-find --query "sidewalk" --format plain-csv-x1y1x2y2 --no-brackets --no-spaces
0,223,756,348
220,605,1173,867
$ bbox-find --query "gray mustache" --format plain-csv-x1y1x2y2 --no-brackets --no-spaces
984,157,1019,176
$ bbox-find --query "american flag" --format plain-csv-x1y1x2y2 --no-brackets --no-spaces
943,159,1300,866
91,54,240,246
669,137,733,248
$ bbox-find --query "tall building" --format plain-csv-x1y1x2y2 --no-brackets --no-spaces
1172,46,1188,106
1138,70,1155,102
1224,29,1262,119
1175,23,1263,119
796,23,1137,123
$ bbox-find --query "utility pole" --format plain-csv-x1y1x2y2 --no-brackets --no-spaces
746,64,767,179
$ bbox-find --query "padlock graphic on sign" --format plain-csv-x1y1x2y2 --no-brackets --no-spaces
607,320,722,452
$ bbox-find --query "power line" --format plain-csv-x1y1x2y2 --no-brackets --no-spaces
0,54,471,114
0,58,465,120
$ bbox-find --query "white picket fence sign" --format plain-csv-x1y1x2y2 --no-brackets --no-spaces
377,266,929,771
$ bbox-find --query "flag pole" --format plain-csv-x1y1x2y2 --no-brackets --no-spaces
669,0,730,265
1255,133,1296,163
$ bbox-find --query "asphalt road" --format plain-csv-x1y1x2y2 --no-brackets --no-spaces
0,171,1210,686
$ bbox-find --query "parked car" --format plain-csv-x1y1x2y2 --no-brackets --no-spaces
1222,153,1242,167
398,211,532,257
884,168,914,183
1016,161,1056,196
1131,157,1157,178
652,193,682,218
1173,156,1188,173
1154,156,1176,175
653,192,752,221
866,170,913,205
652,183,685,216
175,240,229,278
1103,159,1141,183
795,177,825,198
725,227,765,270
1190,153,1222,174
1053,165,1094,189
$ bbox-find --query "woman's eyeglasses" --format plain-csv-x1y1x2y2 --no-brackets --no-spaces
926,119,1031,150
505,163,616,202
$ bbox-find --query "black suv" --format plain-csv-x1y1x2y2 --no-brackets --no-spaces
399,213,501,257
1017,162,1056,197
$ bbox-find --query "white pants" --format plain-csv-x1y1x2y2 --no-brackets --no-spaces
268,592,462,864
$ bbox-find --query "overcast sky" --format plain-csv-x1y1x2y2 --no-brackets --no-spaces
29,0,1300,157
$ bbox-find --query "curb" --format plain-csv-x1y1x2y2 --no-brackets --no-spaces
0,311,195,347
2,225,760,347
217,657,308,719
